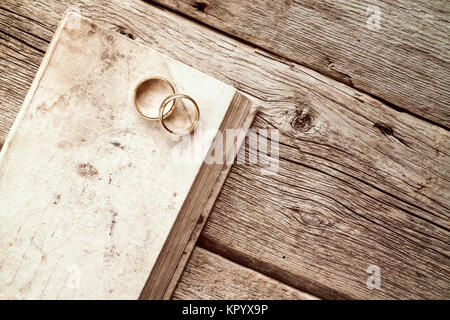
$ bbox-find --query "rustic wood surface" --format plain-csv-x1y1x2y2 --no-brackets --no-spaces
151,0,450,128
0,0,449,299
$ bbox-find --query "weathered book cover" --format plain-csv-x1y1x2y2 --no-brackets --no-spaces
0,12,254,299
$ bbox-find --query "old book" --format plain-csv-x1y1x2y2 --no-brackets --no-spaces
0,12,254,299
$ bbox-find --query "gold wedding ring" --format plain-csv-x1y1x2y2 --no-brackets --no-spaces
159,94,200,135
134,77,200,136
134,77,177,121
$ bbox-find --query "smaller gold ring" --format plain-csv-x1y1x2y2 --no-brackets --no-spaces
134,77,177,121
159,94,200,135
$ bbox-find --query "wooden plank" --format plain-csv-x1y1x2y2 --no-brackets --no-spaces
0,0,449,299
172,247,318,300
152,0,450,128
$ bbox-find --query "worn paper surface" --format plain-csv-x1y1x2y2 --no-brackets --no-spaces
0,13,235,299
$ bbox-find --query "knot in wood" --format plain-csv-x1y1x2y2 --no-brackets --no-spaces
194,2,207,12
291,109,314,133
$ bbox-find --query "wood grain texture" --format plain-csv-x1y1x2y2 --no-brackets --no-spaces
172,247,318,300
200,139,449,299
0,0,449,299
152,0,450,128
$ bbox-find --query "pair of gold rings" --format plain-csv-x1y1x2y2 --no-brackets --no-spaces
133,77,200,135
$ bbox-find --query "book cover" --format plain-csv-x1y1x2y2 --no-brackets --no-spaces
0,12,254,299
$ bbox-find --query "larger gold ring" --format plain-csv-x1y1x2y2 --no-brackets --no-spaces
159,94,200,135
134,77,177,121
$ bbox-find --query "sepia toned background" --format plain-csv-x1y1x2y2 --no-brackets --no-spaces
0,0,449,299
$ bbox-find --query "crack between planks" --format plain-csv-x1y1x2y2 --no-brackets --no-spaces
182,246,321,300
197,237,349,300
